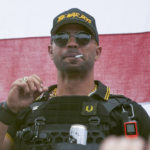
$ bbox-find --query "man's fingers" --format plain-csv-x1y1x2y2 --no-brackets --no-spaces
20,81,30,94
6,75,47,113
11,74,48,98
146,136,150,150
29,74,48,92
32,74,43,84
99,136,145,150
27,76,43,93
26,79,37,91
42,86,48,91
31,74,48,92
11,78,30,94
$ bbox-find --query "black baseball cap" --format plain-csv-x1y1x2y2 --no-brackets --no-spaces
51,8,99,45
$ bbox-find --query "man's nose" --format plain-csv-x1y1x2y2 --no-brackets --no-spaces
66,36,78,48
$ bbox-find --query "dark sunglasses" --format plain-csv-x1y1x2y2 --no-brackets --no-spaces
51,32,92,47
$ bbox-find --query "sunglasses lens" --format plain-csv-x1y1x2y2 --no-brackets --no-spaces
52,32,92,47
75,32,91,46
52,33,69,47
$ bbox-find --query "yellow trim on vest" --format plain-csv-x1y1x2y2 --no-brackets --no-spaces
50,84,97,98
5,132,14,146
104,87,110,101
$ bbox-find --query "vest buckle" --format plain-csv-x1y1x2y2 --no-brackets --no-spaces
88,116,100,126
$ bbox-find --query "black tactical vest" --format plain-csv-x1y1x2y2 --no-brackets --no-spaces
14,95,129,150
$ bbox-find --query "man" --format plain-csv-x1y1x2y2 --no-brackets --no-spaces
0,8,150,150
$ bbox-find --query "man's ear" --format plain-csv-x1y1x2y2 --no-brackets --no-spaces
48,45,53,60
95,46,102,61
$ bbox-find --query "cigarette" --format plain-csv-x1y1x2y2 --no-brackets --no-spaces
75,54,83,58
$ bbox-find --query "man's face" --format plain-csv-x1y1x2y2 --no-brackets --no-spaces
49,23,101,74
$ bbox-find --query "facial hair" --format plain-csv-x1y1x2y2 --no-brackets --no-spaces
53,48,95,74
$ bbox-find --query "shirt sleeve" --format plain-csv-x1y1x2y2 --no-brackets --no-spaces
110,100,150,140
7,124,17,144
132,101,150,140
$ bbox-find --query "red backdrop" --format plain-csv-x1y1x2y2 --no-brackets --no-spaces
0,32,150,102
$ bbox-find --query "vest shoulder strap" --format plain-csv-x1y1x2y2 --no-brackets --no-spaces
99,94,130,113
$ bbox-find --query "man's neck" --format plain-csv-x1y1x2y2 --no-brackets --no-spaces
56,71,95,96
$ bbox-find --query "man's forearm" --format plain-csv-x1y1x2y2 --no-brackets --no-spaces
0,122,8,149
0,102,16,150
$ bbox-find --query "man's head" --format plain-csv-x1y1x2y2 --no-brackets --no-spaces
49,8,101,74
51,8,99,45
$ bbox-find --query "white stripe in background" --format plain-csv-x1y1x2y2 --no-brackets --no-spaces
140,102,150,116
0,0,150,39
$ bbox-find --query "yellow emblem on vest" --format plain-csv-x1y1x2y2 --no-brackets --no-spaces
85,105,94,112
